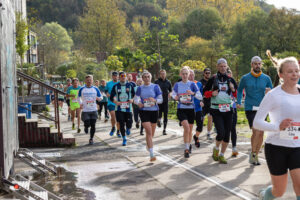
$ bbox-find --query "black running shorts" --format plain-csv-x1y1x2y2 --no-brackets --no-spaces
245,110,257,129
177,109,195,124
139,110,158,124
265,143,300,176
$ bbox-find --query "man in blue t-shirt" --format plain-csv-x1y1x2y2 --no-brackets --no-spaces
105,72,120,136
237,56,273,165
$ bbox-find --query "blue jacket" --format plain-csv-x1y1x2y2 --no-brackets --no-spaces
194,81,203,112
237,73,272,111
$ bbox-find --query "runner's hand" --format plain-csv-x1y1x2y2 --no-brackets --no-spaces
265,87,271,94
200,101,204,107
229,82,235,92
174,96,179,101
237,104,242,109
138,103,144,108
116,102,121,106
80,104,83,109
212,90,218,97
128,99,133,103
186,90,194,95
148,97,156,102
279,118,293,131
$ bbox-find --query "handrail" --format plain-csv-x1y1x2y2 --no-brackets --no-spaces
17,70,66,95
18,104,56,122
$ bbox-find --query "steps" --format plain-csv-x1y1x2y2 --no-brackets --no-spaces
18,114,75,147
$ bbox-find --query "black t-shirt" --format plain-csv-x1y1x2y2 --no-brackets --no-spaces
200,78,210,108
155,78,172,103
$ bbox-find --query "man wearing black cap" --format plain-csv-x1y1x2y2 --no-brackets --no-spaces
105,72,120,137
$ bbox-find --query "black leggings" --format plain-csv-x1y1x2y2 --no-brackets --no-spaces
84,119,97,139
159,102,169,129
116,111,133,137
133,105,140,123
98,102,108,117
211,109,233,143
231,108,237,147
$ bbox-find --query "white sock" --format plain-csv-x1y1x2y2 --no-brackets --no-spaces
185,143,190,150
149,148,154,157
219,152,224,156
207,131,211,135
232,147,237,151
214,146,219,150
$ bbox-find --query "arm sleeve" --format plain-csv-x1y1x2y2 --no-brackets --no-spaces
253,92,280,131
78,87,83,97
110,85,116,102
237,77,245,105
168,81,172,92
155,85,163,104
203,78,214,98
192,82,202,100
171,83,178,99
133,87,141,105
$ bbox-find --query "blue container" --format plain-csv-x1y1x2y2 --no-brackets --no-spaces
18,102,32,119
45,94,51,105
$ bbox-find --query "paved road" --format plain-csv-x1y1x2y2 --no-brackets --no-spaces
8,104,297,200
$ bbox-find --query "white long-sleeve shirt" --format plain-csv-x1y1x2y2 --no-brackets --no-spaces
253,85,300,147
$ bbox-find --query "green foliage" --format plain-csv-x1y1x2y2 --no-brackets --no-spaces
105,55,124,71
184,7,224,40
66,69,77,78
181,60,206,71
56,65,68,77
16,12,29,63
20,63,40,79
38,22,73,74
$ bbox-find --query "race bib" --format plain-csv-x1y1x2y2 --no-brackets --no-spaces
218,104,230,112
280,122,300,141
72,98,79,103
120,102,129,109
144,99,155,108
179,93,192,104
86,100,96,108
253,106,259,111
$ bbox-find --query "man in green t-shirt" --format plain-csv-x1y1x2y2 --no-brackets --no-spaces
66,78,82,133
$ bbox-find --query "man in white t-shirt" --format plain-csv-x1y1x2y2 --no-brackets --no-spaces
78,75,102,145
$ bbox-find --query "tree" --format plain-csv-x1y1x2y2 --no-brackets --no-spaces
184,7,224,40
181,60,206,71
38,22,73,74
66,69,77,79
105,55,124,71
76,0,130,54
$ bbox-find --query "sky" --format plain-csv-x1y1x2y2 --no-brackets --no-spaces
266,0,300,11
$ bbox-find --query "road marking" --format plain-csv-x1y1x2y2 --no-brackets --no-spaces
128,136,258,200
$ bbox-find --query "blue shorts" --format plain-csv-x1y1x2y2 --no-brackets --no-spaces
108,105,115,112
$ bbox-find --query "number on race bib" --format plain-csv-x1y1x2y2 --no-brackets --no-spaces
280,122,300,141
218,104,230,112
120,102,129,109
179,93,192,104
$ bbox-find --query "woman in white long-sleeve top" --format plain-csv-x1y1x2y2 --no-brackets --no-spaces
134,71,163,162
172,66,203,158
253,57,300,200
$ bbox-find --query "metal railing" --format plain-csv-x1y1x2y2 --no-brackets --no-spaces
17,71,66,141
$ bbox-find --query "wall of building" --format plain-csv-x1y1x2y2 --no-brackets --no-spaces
0,0,20,178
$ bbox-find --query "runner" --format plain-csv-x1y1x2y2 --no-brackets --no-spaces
133,78,143,131
200,68,214,140
172,66,202,158
64,78,72,121
66,78,82,133
105,72,121,137
227,69,238,156
134,71,162,161
188,70,204,148
237,56,273,165
78,75,102,145
128,74,139,128
253,57,300,200
110,72,135,146
203,58,238,164
98,80,109,122
155,69,172,135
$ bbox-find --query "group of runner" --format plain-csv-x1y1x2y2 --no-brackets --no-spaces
60,55,300,200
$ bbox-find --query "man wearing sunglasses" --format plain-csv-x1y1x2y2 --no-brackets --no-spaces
110,72,135,146
200,68,214,140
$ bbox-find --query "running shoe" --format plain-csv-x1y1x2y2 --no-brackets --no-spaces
193,135,200,148
189,144,192,154
212,147,219,161
72,123,75,130
207,134,213,140
218,155,227,164
77,128,81,133
249,152,256,165
255,154,261,165
232,150,239,157
184,149,190,158
122,137,127,146
136,123,140,129
89,138,93,145
84,127,88,134
163,129,167,135
157,120,161,128
104,116,108,122
109,127,116,136
117,132,121,138
140,131,144,136
126,128,131,136
258,188,266,200
150,156,156,162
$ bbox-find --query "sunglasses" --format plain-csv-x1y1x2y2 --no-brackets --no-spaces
205,72,211,74
120,74,126,78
